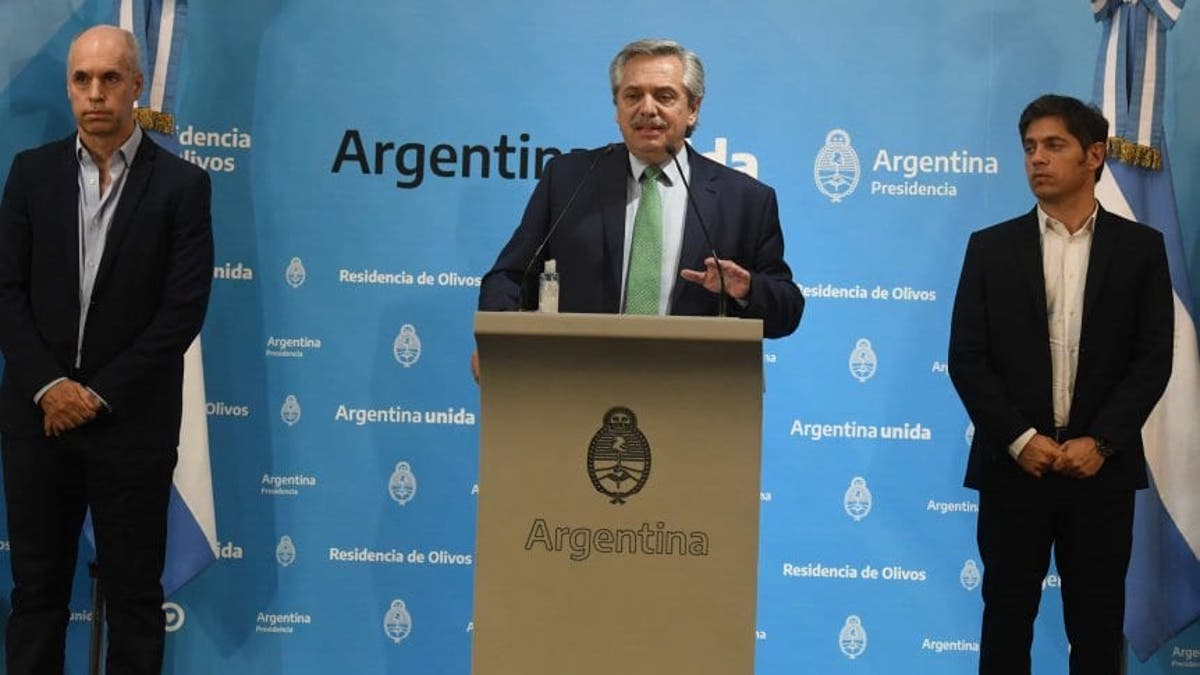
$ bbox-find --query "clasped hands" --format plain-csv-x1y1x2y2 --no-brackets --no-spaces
1016,433,1105,479
39,379,102,437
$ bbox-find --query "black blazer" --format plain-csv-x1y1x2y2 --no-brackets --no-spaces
0,133,214,448
478,144,804,339
948,206,1173,491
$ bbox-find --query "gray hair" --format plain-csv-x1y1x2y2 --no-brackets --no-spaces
609,38,706,106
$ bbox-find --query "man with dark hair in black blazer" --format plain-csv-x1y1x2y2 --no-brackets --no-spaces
0,25,213,674
949,94,1173,675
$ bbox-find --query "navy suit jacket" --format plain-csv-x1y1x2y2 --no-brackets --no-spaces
0,133,214,448
948,206,1173,491
478,144,804,339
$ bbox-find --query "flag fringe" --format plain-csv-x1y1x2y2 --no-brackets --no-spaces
1107,136,1163,170
134,107,175,135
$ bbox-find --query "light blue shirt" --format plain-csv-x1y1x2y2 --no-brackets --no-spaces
32,126,142,404
76,125,143,366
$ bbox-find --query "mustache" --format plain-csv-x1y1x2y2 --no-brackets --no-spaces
632,118,667,130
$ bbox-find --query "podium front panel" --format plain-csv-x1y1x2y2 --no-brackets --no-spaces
473,313,763,675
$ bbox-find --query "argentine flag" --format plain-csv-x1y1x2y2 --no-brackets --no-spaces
120,0,219,594
1090,0,1200,660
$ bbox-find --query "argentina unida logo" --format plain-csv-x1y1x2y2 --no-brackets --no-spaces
586,406,652,505
162,602,185,633
383,599,412,644
393,324,421,367
814,129,860,203
838,615,868,659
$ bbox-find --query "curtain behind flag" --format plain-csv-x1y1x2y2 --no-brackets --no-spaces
118,0,219,595
1090,0,1200,661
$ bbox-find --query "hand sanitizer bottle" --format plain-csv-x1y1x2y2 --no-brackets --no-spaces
538,259,559,313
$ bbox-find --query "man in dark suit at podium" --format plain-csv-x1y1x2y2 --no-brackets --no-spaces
948,94,1173,675
473,38,803,377
0,25,213,674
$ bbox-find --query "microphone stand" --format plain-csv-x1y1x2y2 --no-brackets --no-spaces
667,144,727,317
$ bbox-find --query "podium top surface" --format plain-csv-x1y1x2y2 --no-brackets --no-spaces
474,311,762,343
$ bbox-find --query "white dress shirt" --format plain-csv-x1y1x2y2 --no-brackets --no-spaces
1008,203,1098,458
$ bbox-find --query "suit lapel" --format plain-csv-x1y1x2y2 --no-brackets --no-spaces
56,138,82,309
93,136,156,294
1081,206,1116,332
600,147,630,313
670,147,718,310
1016,207,1055,418
1016,208,1048,325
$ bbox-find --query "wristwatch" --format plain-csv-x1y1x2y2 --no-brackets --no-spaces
1095,436,1115,458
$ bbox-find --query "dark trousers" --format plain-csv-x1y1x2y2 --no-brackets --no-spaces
1,432,176,675
977,484,1134,675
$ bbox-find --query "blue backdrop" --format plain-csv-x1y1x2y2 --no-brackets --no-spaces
1,1,1198,673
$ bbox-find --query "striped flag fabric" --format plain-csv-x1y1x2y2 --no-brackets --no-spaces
118,0,219,595
1089,0,1200,661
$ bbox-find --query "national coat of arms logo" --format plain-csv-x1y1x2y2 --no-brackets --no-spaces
586,406,652,504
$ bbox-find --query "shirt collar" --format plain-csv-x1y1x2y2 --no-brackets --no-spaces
1037,201,1098,237
76,123,144,167
628,144,690,186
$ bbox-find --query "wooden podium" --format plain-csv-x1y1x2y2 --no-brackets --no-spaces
472,312,763,675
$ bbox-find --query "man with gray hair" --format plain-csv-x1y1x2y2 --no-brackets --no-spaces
477,38,802,367
0,24,213,674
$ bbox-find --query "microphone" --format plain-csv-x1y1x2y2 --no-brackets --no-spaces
517,143,615,310
666,143,727,318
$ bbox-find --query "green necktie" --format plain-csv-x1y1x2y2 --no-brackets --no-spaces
625,165,662,315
